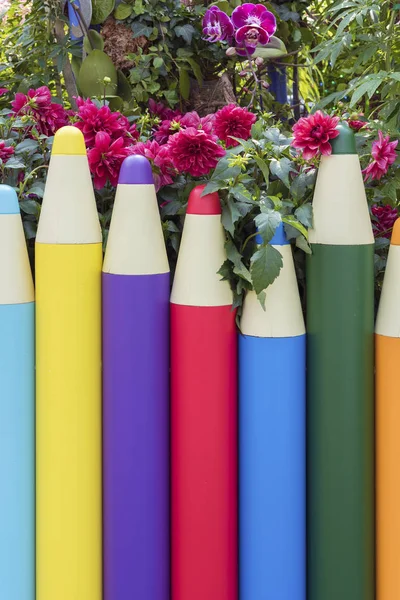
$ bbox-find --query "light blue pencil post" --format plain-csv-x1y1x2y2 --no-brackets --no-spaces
0,185,35,600
239,223,306,600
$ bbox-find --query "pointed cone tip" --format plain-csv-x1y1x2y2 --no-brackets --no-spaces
52,126,86,156
118,154,154,185
187,184,221,215
0,184,20,214
331,121,357,155
391,218,400,246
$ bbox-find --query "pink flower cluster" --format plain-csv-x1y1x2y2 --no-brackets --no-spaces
0,140,14,163
11,86,68,136
75,97,140,188
371,205,398,238
363,131,398,182
149,104,256,178
292,111,340,160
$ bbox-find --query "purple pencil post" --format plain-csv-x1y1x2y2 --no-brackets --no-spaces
102,155,170,600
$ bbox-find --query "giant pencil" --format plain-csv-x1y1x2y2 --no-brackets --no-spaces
307,122,374,600
36,126,102,600
103,155,170,600
239,223,305,600
0,185,35,600
376,218,400,600
171,185,237,600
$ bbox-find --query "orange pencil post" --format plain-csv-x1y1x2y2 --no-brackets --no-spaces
376,218,400,600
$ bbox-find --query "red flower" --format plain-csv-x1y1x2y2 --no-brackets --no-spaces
363,131,398,181
129,140,176,191
349,120,366,132
148,99,180,121
214,103,256,147
167,127,226,177
0,88,9,97
292,111,340,160
371,205,398,238
0,140,14,163
87,131,129,189
180,111,215,135
75,97,134,147
11,86,67,135
154,118,183,145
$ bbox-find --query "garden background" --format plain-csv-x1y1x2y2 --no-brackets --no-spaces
0,0,399,312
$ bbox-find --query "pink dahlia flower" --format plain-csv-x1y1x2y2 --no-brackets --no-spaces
292,111,340,160
11,86,67,136
129,140,175,191
87,131,129,189
363,131,398,181
371,205,398,238
148,99,180,121
180,111,215,136
0,88,9,97
348,120,366,132
167,127,225,177
0,140,14,163
202,6,234,43
75,97,134,147
154,118,183,145
214,104,256,147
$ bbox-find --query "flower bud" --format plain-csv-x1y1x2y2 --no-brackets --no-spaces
103,76,112,84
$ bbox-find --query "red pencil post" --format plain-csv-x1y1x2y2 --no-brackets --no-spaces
171,185,237,600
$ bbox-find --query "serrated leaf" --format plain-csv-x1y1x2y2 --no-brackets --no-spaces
270,157,296,187
296,235,312,254
3,158,25,169
250,244,283,294
211,156,241,181
254,156,269,185
202,180,224,195
295,204,313,228
282,216,308,239
230,184,253,204
255,208,281,244
221,196,243,235
15,139,39,153
225,239,252,283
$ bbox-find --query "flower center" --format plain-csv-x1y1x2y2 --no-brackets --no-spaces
246,15,261,26
245,28,260,44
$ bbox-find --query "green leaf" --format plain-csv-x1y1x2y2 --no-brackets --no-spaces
91,0,115,25
254,208,281,243
153,56,164,69
23,220,37,240
117,70,132,101
83,30,105,53
114,2,133,19
202,180,225,195
253,36,287,59
211,156,241,181
250,244,283,294
175,24,196,44
221,196,243,235
186,59,203,85
295,204,313,228
3,158,25,169
26,182,45,198
78,50,118,97
254,156,270,185
179,68,190,100
282,215,308,239
15,139,39,153
225,239,252,283
270,157,297,187
230,183,253,204
295,235,312,254
131,22,154,37
20,199,40,215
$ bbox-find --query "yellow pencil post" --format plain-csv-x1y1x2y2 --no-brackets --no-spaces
36,126,102,600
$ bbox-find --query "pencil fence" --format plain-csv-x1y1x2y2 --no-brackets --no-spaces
0,122,393,600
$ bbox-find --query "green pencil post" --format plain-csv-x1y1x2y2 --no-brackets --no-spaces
307,123,375,600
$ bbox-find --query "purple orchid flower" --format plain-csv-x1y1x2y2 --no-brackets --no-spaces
231,3,277,34
202,6,234,43
232,3,276,56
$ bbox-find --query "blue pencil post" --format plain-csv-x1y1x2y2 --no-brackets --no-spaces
0,185,35,600
239,223,306,600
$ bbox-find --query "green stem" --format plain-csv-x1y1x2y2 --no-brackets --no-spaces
19,165,49,199
385,10,396,72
